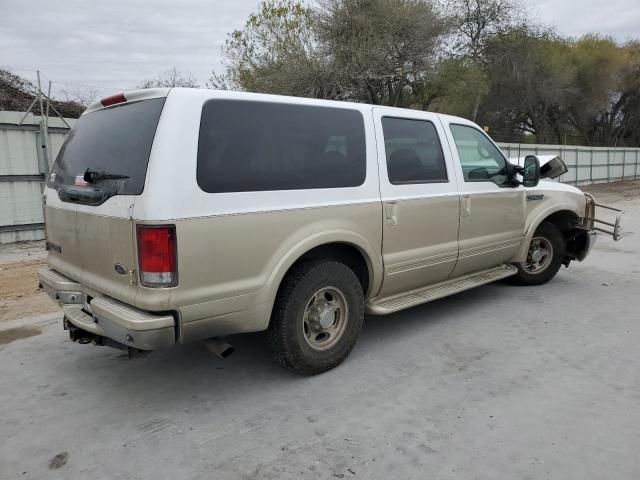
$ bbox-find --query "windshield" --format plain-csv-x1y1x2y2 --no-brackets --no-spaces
47,98,165,196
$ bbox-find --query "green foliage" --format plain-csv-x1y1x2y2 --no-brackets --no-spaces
207,1,330,97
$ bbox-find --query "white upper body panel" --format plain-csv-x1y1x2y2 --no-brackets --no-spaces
47,87,586,221
135,88,382,221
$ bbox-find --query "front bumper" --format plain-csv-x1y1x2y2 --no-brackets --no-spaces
582,193,623,241
38,268,176,350
577,229,597,261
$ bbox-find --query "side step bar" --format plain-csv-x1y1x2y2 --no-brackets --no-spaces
366,264,517,315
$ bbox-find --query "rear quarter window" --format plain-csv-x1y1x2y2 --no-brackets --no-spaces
197,100,366,193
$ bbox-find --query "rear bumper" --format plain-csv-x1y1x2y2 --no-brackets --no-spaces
38,268,176,350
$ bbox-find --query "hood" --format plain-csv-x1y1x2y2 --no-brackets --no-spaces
509,154,568,180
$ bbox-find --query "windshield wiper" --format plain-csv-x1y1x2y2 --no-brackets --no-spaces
84,168,130,183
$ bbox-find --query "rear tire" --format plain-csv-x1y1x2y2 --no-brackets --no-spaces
510,221,565,286
266,260,364,375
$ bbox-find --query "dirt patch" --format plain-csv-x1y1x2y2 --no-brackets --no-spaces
0,326,42,345
581,179,640,204
0,240,47,264
0,258,60,323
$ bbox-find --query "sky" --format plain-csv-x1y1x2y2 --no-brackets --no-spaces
1,0,639,100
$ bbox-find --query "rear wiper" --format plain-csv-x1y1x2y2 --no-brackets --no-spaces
84,168,130,183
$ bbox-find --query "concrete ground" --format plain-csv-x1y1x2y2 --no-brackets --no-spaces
1,184,639,480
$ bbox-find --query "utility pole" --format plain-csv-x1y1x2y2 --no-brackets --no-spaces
44,80,52,167
36,71,49,176
17,70,72,175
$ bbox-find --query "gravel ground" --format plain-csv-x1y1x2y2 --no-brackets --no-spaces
0,184,638,480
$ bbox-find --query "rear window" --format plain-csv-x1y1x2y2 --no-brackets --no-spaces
197,100,366,193
381,117,448,184
47,98,165,195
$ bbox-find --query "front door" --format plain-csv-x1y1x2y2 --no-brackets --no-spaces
373,108,461,298
440,120,525,277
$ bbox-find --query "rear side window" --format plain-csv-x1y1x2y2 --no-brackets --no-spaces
47,98,165,195
381,117,448,184
197,100,366,193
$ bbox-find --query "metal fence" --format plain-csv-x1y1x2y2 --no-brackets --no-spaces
0,111,73,243
498,143,640,186
0,111,638,243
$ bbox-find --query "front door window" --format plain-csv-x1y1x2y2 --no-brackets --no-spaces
450,125,510,187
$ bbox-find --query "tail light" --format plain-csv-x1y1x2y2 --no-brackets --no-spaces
136,225,178,287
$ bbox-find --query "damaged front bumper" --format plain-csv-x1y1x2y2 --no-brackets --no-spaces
38,268,176,351
582,193,623,241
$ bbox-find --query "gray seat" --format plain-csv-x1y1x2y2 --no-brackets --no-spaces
388,148,423,183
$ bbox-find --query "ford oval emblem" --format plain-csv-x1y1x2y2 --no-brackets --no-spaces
114,263,127,275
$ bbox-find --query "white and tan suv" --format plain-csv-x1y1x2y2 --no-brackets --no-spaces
39,88,622,374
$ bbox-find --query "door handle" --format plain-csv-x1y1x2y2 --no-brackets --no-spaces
384,201,398,226
461,195,471,217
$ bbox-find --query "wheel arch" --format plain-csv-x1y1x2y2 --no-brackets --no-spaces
512,206,581,263
253,232,383,330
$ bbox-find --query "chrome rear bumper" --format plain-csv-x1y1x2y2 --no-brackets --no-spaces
38,268,176,350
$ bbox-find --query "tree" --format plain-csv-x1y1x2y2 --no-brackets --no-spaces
448,0,522,60
315,0,451,106
211,0,450,106
0,69,84,118
138,67,200,88
566,36,634,146
208,1,333,97
614,42,640,146
445,0,524,120
428,58,488,117
0,69,38,112
468,28,573,143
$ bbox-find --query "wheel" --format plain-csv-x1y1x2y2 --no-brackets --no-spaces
509,221,565,286
266,260,364,375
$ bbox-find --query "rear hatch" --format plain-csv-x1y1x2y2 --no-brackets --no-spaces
45,92,166,305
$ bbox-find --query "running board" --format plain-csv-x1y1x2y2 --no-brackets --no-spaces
366,264,518,315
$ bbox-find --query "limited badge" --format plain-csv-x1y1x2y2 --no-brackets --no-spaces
527,194,544,201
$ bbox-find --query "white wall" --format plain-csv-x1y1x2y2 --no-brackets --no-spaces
0,111,74,243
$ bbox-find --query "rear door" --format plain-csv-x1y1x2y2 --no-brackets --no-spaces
45,95,166,304
373,108,460,298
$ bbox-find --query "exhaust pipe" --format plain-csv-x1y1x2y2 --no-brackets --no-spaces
203,338,235,359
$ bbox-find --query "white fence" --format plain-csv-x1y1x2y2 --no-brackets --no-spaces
0,110,638,243
0,111,74,243
498,143,640,186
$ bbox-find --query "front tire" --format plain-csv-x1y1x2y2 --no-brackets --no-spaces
266,260,364,375
510,221,565,286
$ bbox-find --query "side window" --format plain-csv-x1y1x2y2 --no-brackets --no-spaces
381,117,448,185
197,100,366,193
450,124,509,186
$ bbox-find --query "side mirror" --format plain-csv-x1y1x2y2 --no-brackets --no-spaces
522,155,540,187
